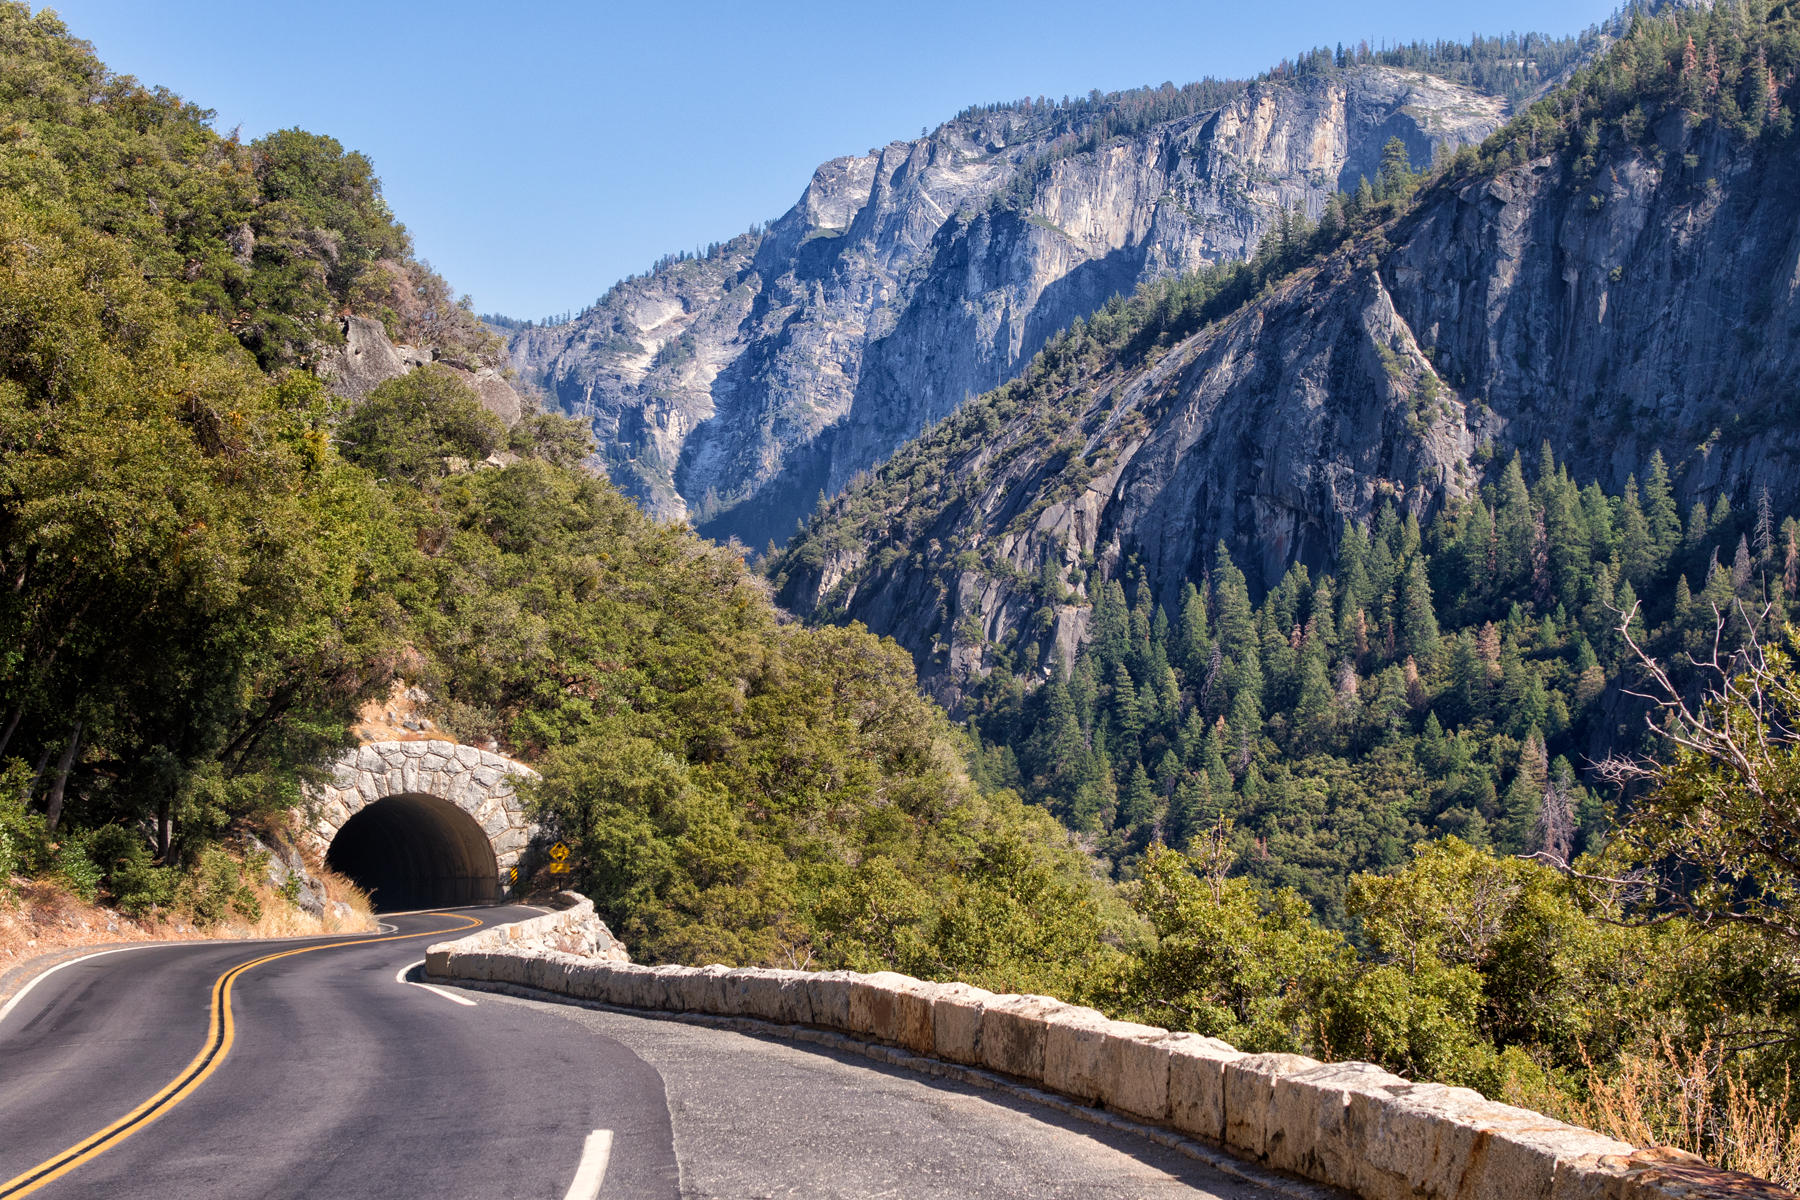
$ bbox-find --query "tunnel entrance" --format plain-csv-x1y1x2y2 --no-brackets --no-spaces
324,793,499,910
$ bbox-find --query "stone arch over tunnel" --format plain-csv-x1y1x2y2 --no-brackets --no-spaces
303,740,539,910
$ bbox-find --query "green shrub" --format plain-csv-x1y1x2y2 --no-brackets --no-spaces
84,826,175,916
52,834,104,903
0,763,50,887
177,848,261,925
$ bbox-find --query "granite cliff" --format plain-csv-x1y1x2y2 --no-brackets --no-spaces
772,47,1800,706
509,67,1511,547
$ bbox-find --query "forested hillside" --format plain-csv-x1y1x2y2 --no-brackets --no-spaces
963,453,1799,924
775,0,1800,908
0,4,1109,990
766,7,1800,1175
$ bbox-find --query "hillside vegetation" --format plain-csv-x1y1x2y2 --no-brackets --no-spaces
772,2,1800,1178
0,4,1108,991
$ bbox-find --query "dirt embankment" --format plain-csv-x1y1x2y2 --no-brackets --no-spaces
0,858,378,977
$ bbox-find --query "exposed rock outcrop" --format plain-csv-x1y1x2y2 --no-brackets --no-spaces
511,69,1506,547
320,314,527,426
774,109,1800,706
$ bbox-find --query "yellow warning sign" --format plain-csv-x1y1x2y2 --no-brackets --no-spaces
547,842,571,874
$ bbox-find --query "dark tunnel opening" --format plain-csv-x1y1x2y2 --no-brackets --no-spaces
325,793,499,911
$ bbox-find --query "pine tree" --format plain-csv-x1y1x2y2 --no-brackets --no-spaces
1573,636,1607,706
1177,706,1209,763
1318,191,1347,243
1785,517,1800,594
1377,136,1415,196
1118,761,1158,835
1687,500,1710,550
1496,728,1549,853
1644,450,1682,558
1092,578,1131,670
1307,578,1338,650
1449,502,1497,619
1129,566,1154,658
1336,519,1372,629
1213,544,1261,711
1199,718,1231,792
1166,772,1208,851
1702,559,1736,617
1293,638,1336,748
1028,663,1090,800
1540,465,1585,610
1580,482,1619,567
1445,631,1487,725
1495,455,1534,586
1228,687,1261,771
1710,491,1732,532
1176,582,1211,681
1398,555,1442,661
1070,654,1099,733
1680,33,1704,113
1108,662,1143,766
1618,478,1654,584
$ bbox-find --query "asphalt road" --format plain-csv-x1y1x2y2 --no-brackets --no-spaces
0,907,1278,1199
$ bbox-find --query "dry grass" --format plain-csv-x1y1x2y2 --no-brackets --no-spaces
0,876,211,966
0,853,378,968
232,865,377,939
1561,1036,1800,1189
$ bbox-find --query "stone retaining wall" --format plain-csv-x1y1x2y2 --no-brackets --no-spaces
426,910,1787,1200
444,892,629,962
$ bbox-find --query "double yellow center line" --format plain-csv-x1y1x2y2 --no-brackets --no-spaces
0,912,484,1199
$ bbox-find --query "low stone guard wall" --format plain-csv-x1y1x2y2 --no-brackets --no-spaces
426,910,1787,1200
440,891,630,961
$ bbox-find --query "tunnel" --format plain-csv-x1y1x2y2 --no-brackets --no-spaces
324,792,499,910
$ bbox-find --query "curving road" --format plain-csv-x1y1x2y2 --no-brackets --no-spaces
0,907,1279,1199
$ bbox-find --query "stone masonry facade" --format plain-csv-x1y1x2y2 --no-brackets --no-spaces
304,739,539,890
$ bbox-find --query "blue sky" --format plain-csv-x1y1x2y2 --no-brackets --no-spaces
40,1,1622,318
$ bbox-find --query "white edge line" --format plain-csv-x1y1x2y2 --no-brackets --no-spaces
394,959,477,1006
562,1129,613,1200
0,945,151,1031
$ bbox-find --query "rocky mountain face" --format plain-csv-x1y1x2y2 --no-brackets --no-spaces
772,103,1800,706
509,68,1506,548
321,315,527,425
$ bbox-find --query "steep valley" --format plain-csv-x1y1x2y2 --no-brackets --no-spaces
508,65,1521,548
773,42,1800,709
